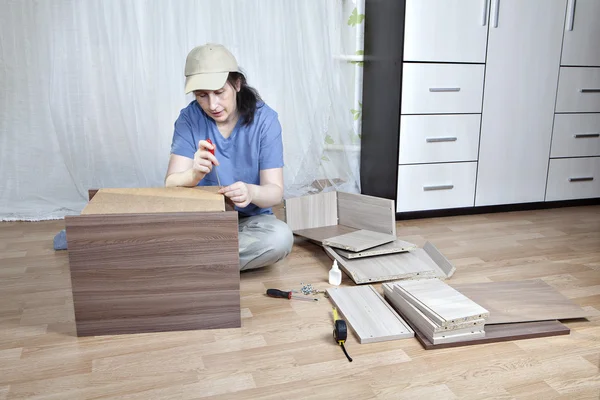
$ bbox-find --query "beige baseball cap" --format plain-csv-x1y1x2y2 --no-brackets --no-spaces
184,43,239,93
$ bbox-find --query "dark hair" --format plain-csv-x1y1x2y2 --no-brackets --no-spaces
227,72,261,126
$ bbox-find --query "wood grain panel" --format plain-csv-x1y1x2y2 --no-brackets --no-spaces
450,280,590,324
322,229,396,252
335,239,417,259
81,187,225,215
292,225,357,244
284,191,337,231
324,246,440,284
383,284,485,345
337,192,396,236
327,285,413,343
65,211,240,336
409,318,570,350
394,279,489,326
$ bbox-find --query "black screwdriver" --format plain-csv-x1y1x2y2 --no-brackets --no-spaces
266,289,318,302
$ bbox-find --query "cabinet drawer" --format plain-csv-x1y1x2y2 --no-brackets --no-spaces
551,113,600,158
401,63,485,114
397,162,477,212
399,114,481,164
404,0,488,63
556,67,600,112
546,157,600,201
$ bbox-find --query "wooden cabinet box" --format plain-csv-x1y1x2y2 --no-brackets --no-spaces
65,187,240,337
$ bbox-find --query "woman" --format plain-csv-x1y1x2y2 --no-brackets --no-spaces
165,43,293,271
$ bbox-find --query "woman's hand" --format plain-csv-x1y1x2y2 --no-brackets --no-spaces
193,140,219,177
219,182,255,208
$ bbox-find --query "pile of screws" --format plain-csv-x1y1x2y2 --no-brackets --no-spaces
299,282,314,295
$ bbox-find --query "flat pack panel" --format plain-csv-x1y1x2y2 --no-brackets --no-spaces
324,246,440,285
65,211,240,336
284,191,337,231
322,229,396,252
335,239,417,259
394,279,489,326
327,285,414,344
337,192,396,236
293,225,357,245
422,242,456,278
450,280,590,324
383,284,485,335
81,187,225,215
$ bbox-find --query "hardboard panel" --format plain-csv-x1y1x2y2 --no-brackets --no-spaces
335,239,417,259
323,245,440,284
292,225,357,245
65,211,240,336
394,278,489,326
284,191,338,231
322,229,396,252
81,187,225,215
336,191,396,236
449,280,590,324
327,285,414,344
383,284,486,335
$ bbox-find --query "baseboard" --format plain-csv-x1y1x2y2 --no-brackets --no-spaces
395,198,600,220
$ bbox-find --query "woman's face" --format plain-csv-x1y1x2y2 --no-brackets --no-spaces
194,80,240,124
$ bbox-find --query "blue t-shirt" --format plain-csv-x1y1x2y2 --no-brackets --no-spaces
170,100,284,217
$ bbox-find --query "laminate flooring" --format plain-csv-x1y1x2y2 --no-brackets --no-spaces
1,205,599,399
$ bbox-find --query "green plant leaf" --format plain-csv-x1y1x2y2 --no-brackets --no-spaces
325,135,334,145
347,8,365,27
351,108,361,120
321,155,330,162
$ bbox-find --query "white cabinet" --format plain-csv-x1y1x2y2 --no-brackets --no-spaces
475,0,566,206
403,0,489,63
401,63,485,114
561,0,600,67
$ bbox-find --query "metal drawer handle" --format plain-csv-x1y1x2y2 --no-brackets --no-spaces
429,88,461,92
569,177,594,182
574,133,600,138
580,89,600,93
491,0,500,28
481,0,488,26
423,184,454,191
426,137,458,143
566,0,576,31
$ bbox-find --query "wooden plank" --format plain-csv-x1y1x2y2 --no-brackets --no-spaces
65,211,240,336
409,318,570,350
394,279,489,326
423,242,456,278
323,246,439,284
284,191,337,231
322,229,396,252
383,284,485,345
81,187,225,215
293,225,357,244
335,239,417,259
450,280,590,324
337,192,396,236
327,285,414,344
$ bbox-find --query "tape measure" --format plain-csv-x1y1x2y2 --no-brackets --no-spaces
332,307,352,362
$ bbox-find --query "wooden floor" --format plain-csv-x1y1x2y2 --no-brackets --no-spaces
1,205,599,399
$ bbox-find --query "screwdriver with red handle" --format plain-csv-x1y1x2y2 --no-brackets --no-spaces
266,289,318,302
206,138,221,187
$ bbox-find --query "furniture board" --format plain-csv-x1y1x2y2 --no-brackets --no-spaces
327,285,414,344
394,278,489,326
321,229,396,252
335,239,417,259
450,279,591,324
284,191,337,231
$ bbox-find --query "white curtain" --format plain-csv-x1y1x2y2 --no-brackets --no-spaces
0,0,362,221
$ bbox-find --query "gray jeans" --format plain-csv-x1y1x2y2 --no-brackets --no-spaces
238,214,294,271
